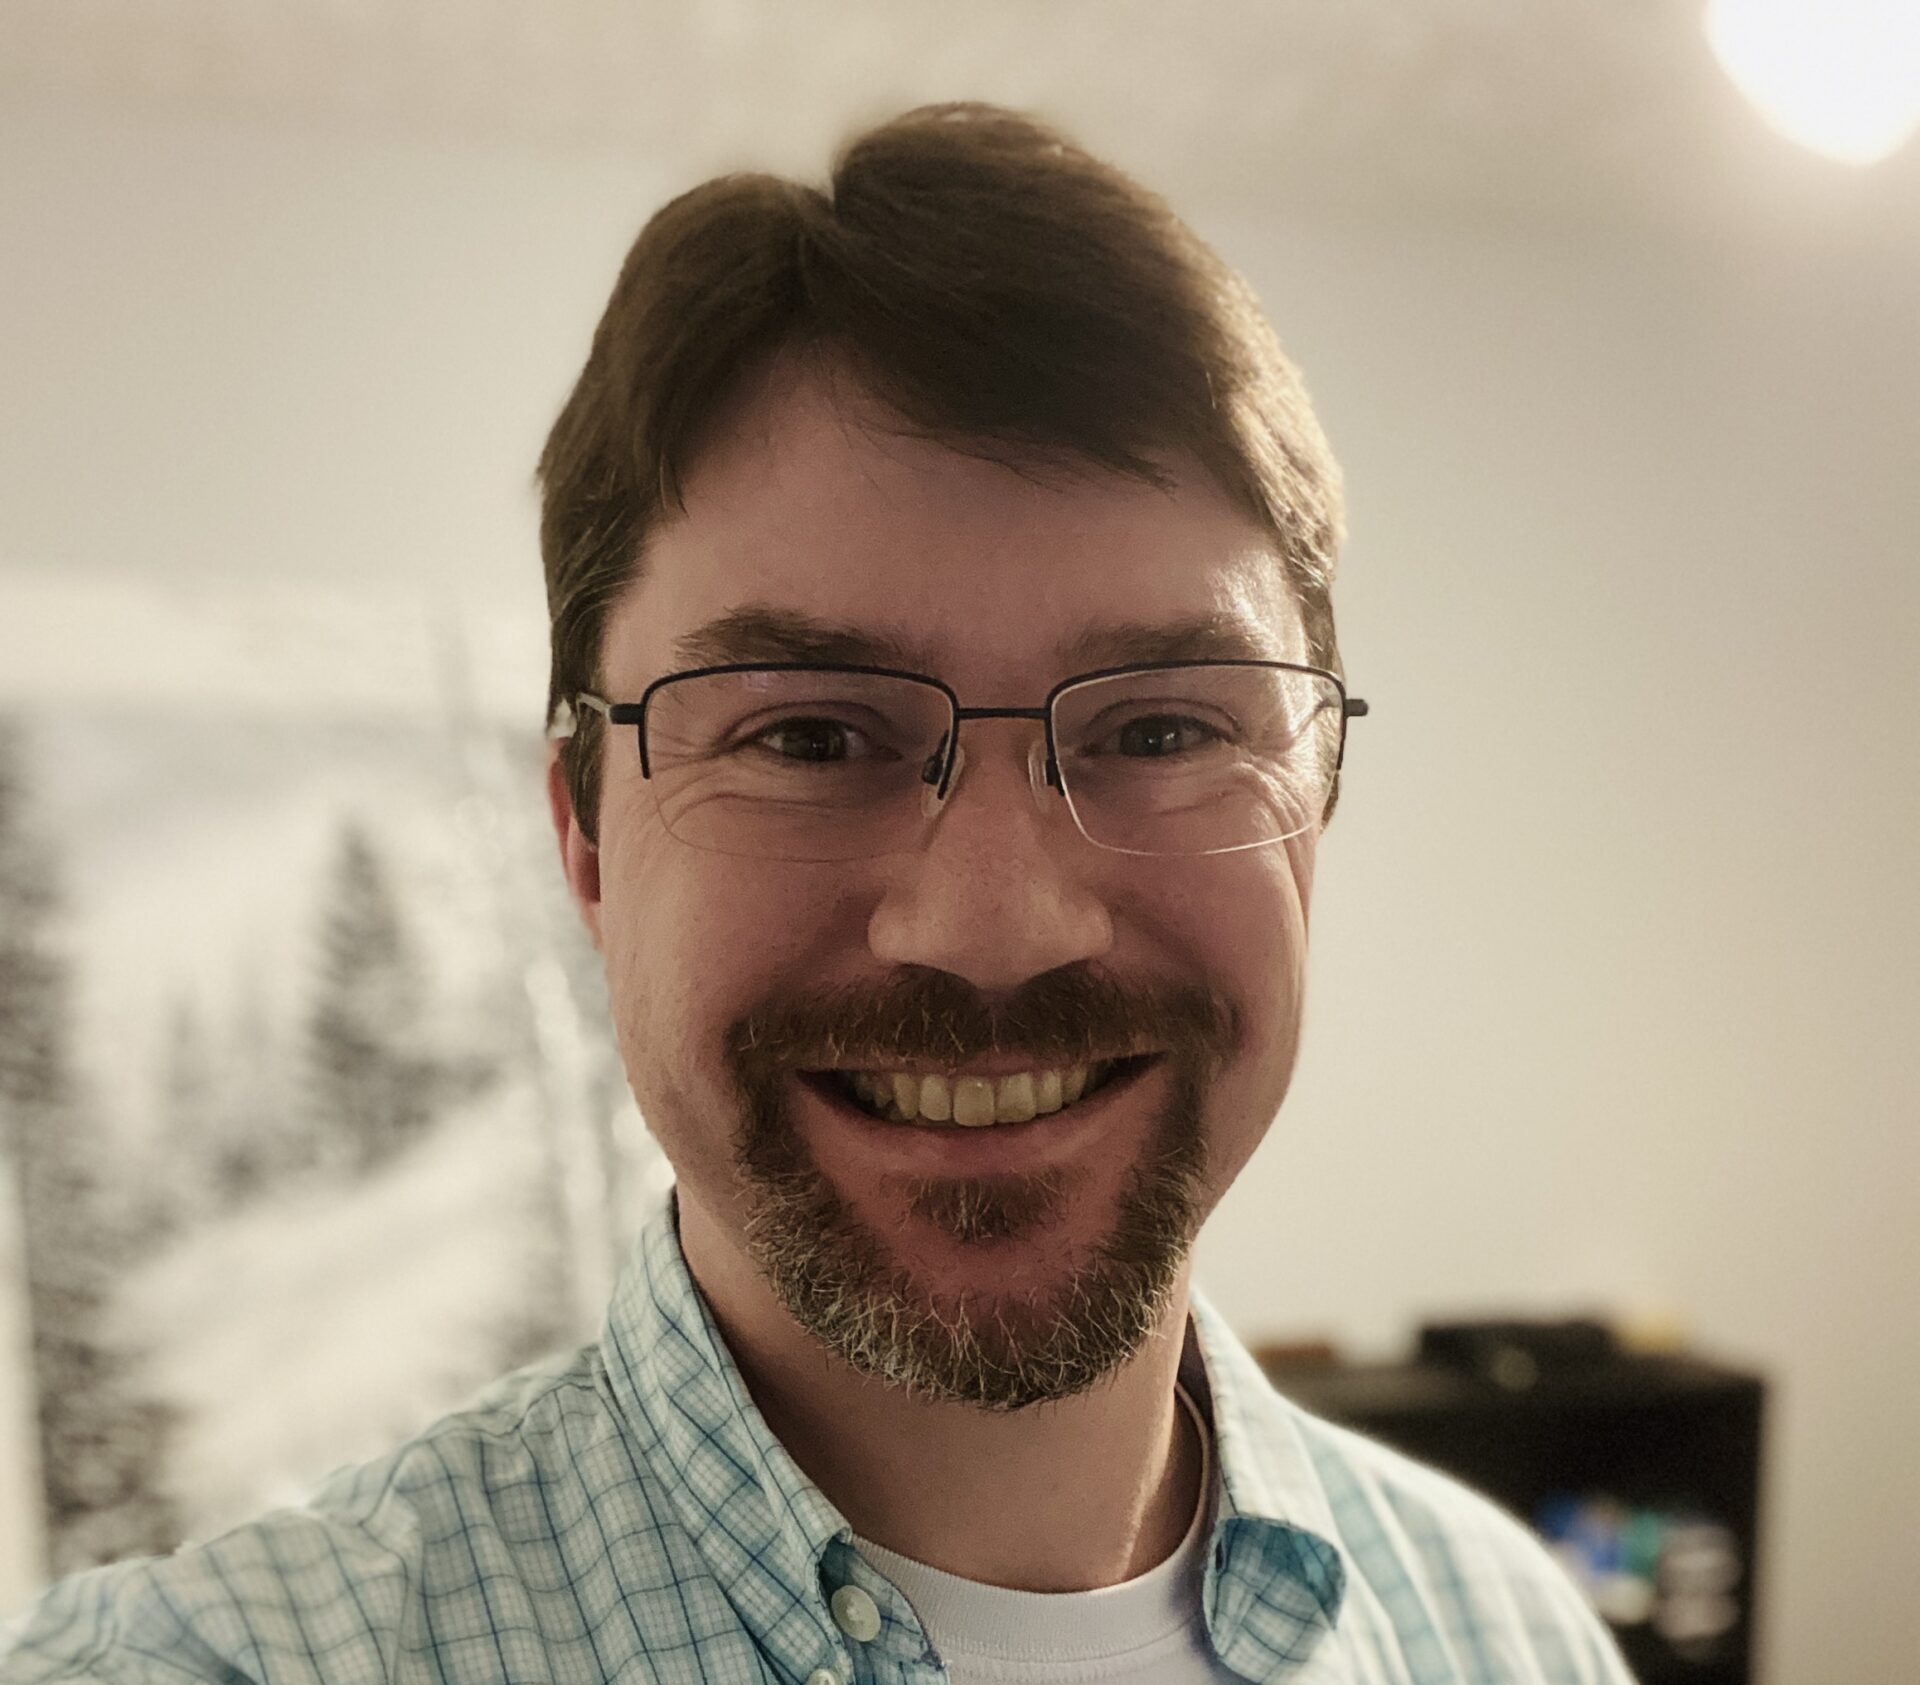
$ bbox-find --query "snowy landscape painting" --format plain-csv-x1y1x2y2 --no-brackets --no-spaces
0,577,659,1602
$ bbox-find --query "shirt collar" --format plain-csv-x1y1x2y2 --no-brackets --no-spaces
1183,1293,1355,1679
602,1196,1353,1681
600,1197,852,1677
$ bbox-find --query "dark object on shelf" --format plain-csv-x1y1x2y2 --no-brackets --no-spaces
1257,1326,1766,1685
1418,1315,1619,1389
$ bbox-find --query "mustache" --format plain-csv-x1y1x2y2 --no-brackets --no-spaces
727,964,1241,1075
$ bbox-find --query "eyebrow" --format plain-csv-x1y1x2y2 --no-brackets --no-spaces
1059,613,1282,669
670,607,940,672
669,605,1285,680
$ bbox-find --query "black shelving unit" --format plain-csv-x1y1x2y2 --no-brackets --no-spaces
1257,1344,1766,1685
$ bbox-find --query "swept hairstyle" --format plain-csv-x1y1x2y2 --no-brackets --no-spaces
539,102,1345,841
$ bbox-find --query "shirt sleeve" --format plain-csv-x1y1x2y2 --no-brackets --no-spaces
2,1500,412,1685
1,1559,236,1685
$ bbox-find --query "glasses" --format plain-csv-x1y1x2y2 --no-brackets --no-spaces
559,660,1368,862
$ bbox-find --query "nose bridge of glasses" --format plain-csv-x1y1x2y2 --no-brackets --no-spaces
923,708,1058,814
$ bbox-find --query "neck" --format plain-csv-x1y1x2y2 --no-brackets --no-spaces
680,1197,1203,1592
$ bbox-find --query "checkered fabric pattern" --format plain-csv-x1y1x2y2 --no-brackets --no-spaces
3,1197,1636,1683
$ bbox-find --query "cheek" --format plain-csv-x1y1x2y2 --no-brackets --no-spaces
1149,840,1313,1179
593,818,730,1155
594,814,857,1116
1150,839,1311,1026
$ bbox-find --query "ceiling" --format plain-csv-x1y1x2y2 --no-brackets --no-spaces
4,0,1917,245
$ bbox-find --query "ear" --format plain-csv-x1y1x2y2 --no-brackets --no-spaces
546,745,604,951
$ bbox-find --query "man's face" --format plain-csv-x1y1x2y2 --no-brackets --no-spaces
556,362,1319,1406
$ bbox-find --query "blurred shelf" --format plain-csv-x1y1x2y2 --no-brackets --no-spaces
1259,1337,1766,1685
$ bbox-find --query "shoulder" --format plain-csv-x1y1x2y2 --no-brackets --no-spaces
1285,1397,1563,1583
1190,1301,1632,1683
0,1344,639,1685
1273,1399,1636,1684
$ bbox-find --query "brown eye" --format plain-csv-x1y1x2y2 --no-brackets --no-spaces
1111,715,1221,757
754,718,861,762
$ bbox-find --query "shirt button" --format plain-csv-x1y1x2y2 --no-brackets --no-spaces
805,1670,843,1685
830,1583,883,1643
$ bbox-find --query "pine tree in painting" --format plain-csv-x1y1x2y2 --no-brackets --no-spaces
147,985,298,1226
210,978,298,1208
0,719,175,1573
136,995,219,1243
303,821,435,1176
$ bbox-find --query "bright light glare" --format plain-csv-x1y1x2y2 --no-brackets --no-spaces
1705,0,1920,165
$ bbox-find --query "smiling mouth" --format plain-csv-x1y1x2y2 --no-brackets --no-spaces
804,1056,1152,1128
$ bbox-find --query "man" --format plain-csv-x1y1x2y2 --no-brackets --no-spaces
4,105,1635,1684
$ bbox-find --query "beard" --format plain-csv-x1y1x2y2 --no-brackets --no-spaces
724,965,1237,1410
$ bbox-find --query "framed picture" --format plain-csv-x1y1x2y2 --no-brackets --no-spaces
0,570,660,1592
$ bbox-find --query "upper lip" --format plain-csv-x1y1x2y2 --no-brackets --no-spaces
802,1050,1159,1079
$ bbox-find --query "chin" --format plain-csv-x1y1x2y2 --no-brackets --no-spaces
734,1058,1212,1409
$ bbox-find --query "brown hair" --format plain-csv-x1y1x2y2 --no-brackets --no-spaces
539,102,1345,842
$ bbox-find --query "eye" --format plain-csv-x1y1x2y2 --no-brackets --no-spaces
746,716,879,763
1106,713,1227,758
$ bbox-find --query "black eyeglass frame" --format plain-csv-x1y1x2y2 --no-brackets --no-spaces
568,659,1369,806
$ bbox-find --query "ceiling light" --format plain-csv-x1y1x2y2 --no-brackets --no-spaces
1705,0,1920,165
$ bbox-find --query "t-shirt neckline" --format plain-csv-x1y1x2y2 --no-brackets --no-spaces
850,1383,1215,1664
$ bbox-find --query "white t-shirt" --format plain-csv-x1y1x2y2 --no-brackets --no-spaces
851,1388,1241,1683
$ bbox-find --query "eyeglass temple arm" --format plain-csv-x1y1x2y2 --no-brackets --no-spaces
548,691,613,741
1334,694,1369,775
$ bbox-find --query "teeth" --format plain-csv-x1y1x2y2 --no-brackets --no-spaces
839,1063,1103,1126
952,1077,995,1128
995,1072,1037,1123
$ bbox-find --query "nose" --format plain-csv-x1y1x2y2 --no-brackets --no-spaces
867,726,1113,990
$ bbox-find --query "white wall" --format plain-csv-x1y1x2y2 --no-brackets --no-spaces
1192,209,1920,1685
4,100,1915,1683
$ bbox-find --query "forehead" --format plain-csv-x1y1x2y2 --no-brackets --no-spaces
605,363,1303,696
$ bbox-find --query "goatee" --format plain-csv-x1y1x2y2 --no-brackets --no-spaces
726,965,1236,1409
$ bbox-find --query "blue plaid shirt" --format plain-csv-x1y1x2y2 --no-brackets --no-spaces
3,1198,1634,1684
